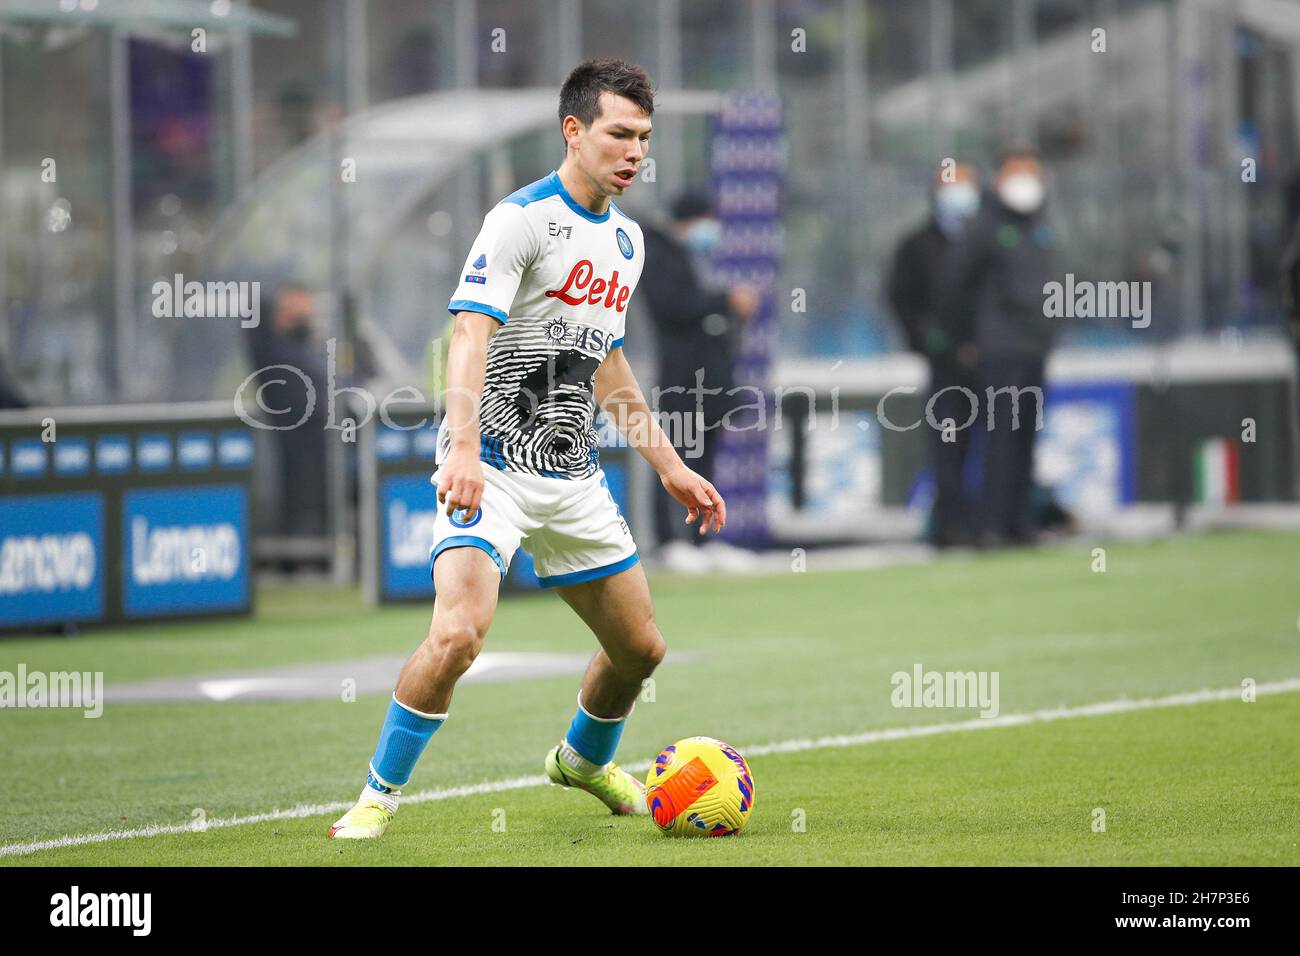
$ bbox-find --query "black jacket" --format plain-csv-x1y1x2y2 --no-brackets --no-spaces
888,219,974,360
948,198,1058,359
1282,218,1300,363
640,224,737,401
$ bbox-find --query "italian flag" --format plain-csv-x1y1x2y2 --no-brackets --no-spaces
1194,438,1240,505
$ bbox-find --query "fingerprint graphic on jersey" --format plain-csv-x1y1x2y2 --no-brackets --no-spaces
514,350,600,452
477,321,607,479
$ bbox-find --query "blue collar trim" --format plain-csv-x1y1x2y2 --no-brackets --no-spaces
550,171,611,223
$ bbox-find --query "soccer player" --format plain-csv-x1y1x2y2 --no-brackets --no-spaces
330,58,727,838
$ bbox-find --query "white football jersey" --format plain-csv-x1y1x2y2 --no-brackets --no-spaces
442,169,645,480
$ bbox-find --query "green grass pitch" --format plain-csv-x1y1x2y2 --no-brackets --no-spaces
1,530,1297,866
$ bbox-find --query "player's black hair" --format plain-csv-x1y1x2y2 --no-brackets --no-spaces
558,58,656,143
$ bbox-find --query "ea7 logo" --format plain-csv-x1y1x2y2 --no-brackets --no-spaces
50,886,151,936
548,222,572,239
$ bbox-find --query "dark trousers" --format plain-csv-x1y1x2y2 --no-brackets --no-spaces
652,395,722,548
978,354,1047,543
927,359,978,546
279,425,328,537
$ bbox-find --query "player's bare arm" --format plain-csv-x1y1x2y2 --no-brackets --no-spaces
436,310,498,519
594,346,726,536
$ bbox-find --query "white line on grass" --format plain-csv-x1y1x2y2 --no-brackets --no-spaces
3,678,1297,858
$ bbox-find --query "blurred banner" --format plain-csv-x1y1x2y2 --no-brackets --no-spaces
0,403,254,632
711,92,784,548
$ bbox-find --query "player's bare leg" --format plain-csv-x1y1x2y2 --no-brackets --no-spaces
562,562,664,718
395,546,501,714
330,547,499,838
544,561,664,814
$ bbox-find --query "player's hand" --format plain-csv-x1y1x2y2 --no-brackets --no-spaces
660,464,727,536
436,446,484,520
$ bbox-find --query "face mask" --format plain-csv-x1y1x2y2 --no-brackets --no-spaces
683,219,721,255
935,183,980,221
997,174,1045,215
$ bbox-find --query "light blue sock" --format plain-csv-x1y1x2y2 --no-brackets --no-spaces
367,695,446,791
564,695,628,767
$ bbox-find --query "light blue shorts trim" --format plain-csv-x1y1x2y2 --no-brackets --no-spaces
537,551,640,589
430,534,507,582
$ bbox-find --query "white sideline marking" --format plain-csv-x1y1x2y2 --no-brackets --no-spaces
3,678,1297,858
197,678,318,701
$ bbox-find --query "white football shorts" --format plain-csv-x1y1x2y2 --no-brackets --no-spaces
428,461,639,588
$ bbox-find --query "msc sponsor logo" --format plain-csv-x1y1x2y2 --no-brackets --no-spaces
541,317,616,353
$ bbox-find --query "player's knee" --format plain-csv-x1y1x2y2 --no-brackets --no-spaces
427,618,486,674
644,627,667,670
622,622,666,677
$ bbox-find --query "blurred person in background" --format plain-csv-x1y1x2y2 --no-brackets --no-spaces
0,354,28,409
1281,172,1300,380
951,148,1058,548
245,280,330,541
641,191,759,573
889,162,982,548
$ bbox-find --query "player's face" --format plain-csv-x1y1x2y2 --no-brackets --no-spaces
578,91,652,197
